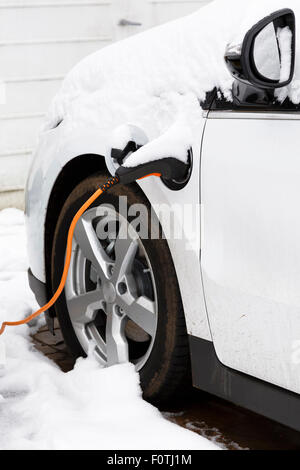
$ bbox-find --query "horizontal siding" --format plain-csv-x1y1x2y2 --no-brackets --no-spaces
0,39,111,80
0,153,32,191
0,114,42,153
0,78,62,115
0,0,211,196
0,1,111,7
0,0,113,195
0,190,24,211
0,1,115,195
0,4,112,42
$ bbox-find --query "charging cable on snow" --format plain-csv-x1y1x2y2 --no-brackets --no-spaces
0,176,119,339
0,156,189,368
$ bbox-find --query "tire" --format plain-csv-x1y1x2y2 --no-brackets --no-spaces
51,172,191,403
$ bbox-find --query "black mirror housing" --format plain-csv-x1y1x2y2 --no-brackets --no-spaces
225,9,296,90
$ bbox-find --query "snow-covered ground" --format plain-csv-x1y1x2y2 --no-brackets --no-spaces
0,208,218,450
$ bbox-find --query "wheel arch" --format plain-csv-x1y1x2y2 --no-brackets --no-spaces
44,153,110,316
37,137,211,343
44,153,145,319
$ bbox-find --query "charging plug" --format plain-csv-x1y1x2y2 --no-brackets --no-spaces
116,157,189,185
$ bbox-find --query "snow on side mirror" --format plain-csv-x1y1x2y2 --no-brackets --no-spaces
225,8,296,90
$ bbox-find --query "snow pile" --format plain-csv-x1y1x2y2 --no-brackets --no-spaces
254,24,293,84
45,0,300,167
0,209,218,450
278,27,293,83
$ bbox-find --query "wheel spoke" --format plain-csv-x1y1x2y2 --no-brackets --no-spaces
119,295,156,337
85,324,107,364
74,214,112,280
67,205,157,369
106,306,129,366
67,289,104,325
112,223,139,282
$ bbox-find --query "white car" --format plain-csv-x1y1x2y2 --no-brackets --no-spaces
25,6,300,432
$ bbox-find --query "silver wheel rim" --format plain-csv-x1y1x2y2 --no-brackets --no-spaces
65,204,158,370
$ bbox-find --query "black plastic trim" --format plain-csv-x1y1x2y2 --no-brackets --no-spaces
28,269,54,334
189,335,300,432
242,9,296,90
202,85,300,112
111,141,142,165
116,158,189,185
225,9,296,90
161,150,193,191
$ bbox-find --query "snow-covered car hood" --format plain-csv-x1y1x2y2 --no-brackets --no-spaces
44,0,300,166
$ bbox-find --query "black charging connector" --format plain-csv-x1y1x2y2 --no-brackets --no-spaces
116,157,189,185
111,141,142,165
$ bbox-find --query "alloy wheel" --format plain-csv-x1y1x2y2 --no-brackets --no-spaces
65,205,158,370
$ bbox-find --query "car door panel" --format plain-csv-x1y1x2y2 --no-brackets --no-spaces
201,113,300,394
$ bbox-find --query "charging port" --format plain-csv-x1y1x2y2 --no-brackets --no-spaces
161,149,193,191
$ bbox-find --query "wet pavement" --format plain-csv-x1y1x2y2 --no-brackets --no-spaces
32,321,300,450
32,320,75,373
161,392,300,450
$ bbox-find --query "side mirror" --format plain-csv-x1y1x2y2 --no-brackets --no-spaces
225,9,296,89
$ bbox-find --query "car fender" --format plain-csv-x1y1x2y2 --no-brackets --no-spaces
25,123,211,341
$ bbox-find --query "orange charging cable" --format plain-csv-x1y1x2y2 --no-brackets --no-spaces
0,176,120,337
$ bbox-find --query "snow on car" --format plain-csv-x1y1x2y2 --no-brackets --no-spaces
45,0,300,162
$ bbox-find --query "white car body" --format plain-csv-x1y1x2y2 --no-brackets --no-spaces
25,5,300,432
25,119,211,343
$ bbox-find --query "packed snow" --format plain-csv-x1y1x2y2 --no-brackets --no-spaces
0,209,218,450
278,27,293,83
45,0,300,168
